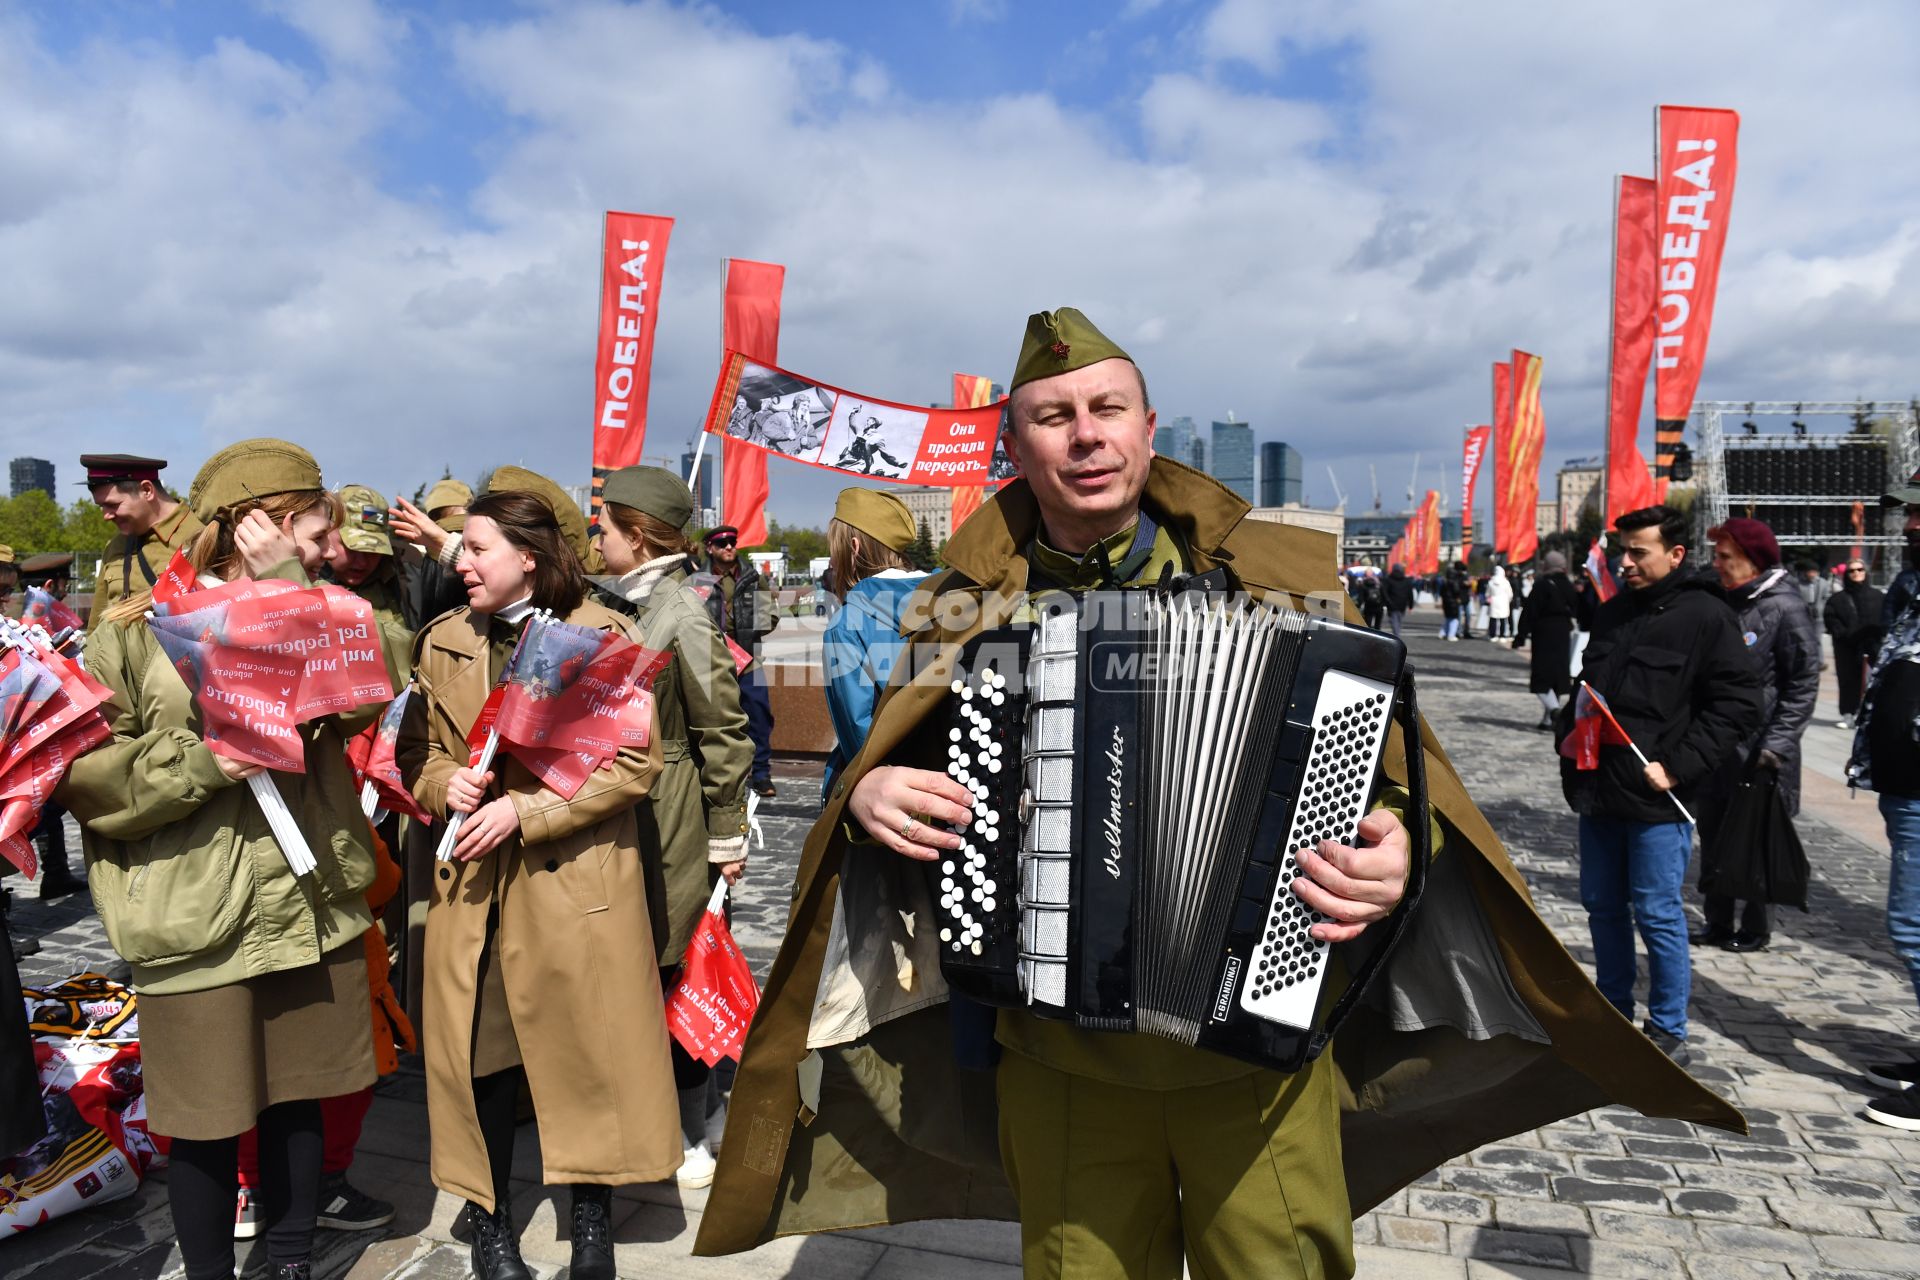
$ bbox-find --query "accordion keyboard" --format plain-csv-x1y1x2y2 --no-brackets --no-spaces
1239,669,1397,1029
939,660,1023,964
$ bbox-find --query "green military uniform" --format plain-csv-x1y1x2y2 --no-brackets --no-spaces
335,483,415,687
89,503,201,630
694,311,1742,1278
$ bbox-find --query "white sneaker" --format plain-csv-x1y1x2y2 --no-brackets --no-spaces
676,1141,717,1189
1838,716,1854,729
706,1101,727,1154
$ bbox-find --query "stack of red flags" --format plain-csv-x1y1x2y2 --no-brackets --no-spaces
346,688,431,823
1558,683,1633,771
0,622,116,877
664,880,761,1066
21,588,85,636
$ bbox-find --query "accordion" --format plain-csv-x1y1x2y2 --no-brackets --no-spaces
931,586,1429,1074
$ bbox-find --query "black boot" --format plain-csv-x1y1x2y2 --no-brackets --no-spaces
569,1184,615,1280
271,1263,311,1280
35,826,82,900
465,1199,531,1280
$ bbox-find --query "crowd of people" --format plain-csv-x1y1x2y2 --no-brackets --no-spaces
0,306,1913,1280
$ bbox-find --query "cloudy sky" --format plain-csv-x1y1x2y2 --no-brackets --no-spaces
4,0,1916,528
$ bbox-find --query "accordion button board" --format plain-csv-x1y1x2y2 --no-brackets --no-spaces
928,587,1408,1073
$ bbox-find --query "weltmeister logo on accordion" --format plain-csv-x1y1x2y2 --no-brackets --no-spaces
929,586,1429,1076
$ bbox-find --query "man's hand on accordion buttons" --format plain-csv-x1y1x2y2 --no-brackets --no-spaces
850,765,971,861
1292,807,1410,943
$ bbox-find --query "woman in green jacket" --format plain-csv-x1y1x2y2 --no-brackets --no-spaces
59,440,379,1280
592,465,752,1189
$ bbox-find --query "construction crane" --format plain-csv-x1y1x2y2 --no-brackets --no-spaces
1325,465,1347,512
1368,464,1381,512
1406,453,1421,510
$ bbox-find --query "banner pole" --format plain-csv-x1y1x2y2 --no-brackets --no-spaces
1600,174,1618,529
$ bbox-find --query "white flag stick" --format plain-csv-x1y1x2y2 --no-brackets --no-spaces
1581,682,1696,825
248,773,317,877
705,876,730,917
359,779,381,820
435,727,500,862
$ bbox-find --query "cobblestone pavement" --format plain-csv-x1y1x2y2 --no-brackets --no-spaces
6,609,1920,1278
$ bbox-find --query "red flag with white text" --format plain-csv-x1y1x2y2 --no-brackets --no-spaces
1653,106,1739,492
1607,175,1661,517
951,372,995,532
1491,362,1514,555
1505,350,1545,564
721,259,783,549
589,212,673,515
1462,426,1490,543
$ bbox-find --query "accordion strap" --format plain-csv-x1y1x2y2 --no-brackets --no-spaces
1307,666,1432,1060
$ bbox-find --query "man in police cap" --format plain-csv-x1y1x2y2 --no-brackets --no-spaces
82,453,202,630
695,308,1739,1279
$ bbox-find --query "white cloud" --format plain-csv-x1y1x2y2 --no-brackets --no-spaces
0,0,1915,522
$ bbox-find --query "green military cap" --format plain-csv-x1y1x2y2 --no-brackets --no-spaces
0,545,13,566
425,477,472,514
1883,465,1920,508
1010,306,1133,391
601,466,693,531
485,465,592,565
338,483,394,555
189,439,324,522
833,488,916,554
79,453,168,486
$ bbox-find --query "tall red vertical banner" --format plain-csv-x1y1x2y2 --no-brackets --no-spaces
1411,490,1441,574
590,212,674,514
951,373,994,531
1462,425,1491,545
1607,176,1661,518
1491,362,1513,555
721,259,785,548
1653,105,1739,492
1506,350,1545,564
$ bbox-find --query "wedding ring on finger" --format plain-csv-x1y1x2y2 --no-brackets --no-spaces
900,817,920,843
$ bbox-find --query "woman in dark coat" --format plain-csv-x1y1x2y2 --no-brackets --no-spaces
1825,559,1886,728
1695,519,1821,951
1512,551,1580,728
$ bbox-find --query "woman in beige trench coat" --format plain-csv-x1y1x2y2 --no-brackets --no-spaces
397,490,675,1280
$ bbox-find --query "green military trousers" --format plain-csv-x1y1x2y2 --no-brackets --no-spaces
995,1047,1354,1280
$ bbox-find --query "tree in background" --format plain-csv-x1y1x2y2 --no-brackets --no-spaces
909,518,935,571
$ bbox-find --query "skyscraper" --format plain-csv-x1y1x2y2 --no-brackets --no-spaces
1159,416,1198,471
681,447,719,527
9,457,53,500
1259,442,1303,508
1211,418,1255,504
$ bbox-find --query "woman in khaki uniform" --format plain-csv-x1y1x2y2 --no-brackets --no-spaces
59,440,379,1280
592,465,752,1189
396,489,674,1280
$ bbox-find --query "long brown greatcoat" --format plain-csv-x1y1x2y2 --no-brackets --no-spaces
398,598,679,1208
694,457,1743,1255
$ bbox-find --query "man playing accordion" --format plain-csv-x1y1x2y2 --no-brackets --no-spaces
695,309,1741,1279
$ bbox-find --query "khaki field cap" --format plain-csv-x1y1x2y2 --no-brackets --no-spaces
1010,307,1134,392
0,545,14,566
425,477,473,513
338,484,394,555
834,488,917,554
601,466,693,531
485,465,592,565
189,439,324,522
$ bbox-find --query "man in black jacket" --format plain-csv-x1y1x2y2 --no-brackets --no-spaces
1381,563,1415,640
703,526,779,796
1559,505,1763,1065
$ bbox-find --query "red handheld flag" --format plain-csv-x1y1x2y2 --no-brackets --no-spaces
664,881,761,1066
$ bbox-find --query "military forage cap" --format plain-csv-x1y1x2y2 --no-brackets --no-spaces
338,484,394,555
425,477,473,514
834,488,917,554
601,466,693,531
485,465,592,565
1010,306,1134,392
189,439,324,522
80,453,168,487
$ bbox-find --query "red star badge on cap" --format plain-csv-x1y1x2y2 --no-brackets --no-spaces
1050,341,1070,360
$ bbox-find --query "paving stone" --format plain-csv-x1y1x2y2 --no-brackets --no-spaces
1447,1226,1575,1269
1471,1147,1573,1174
1680,1256,1794,1280
1573,1155,1678,1184
1788,1175,1896,1206
1586,1209,1697,1248
1549,1178,1667,1210
1669,1189,1771,1222
1765,1196,1879,1236
1567,1238,1685,1278
1408,1189,1494,1225
1676,1164,1798,1197
1377,1215,1451,1253
1444,1168,1553,1197
1488,1199,1588,1236
1809,1234,1920,1271
1867,1208,1920,1241
1621,1136,1717,1163
1538,1129,1625,1155
1693,1222,1821,1263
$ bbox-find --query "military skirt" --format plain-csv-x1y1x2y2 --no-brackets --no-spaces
137,941,375,1140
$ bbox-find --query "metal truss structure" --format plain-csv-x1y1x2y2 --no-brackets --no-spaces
1695,400,1920,548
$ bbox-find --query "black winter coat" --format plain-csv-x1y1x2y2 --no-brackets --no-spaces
704,558,779,652
1559,571,1765,824
1514,572,1579,696
1382,571,1415,612
1710,569,1823,816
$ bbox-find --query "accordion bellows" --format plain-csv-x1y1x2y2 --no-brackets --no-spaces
933,586,1426,1075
